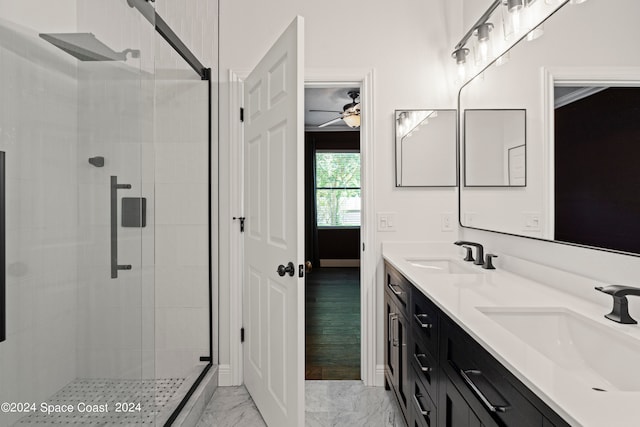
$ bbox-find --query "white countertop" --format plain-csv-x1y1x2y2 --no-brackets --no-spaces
382,242,640,427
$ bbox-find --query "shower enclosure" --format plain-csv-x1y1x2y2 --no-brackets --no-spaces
0,1,214,425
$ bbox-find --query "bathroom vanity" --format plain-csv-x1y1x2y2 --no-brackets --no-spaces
383,243,640,427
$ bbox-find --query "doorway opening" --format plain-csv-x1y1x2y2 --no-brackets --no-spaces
304,86,362,380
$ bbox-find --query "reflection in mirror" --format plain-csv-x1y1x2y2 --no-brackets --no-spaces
555,86,640,254
459,0,640,255
395,109,457,187
464,109,526,187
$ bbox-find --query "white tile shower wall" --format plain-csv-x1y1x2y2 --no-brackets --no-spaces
0,3,79,426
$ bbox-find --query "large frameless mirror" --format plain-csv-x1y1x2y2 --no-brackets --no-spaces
395,109,457,187
458,0,640,255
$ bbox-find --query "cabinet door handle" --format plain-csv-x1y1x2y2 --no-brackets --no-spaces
388,312,398,345
387,283,403,296
412,393,430,416
413,353,432,372
459,368,510,413
414,313,432,329
391,315,399,347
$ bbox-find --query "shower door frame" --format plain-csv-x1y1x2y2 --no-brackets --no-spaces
130,1,214,425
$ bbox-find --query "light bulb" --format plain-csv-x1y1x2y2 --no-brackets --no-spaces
479,40,489,61
457,62,466,81
510,8,521,33
506,0,524,33
452,48,469,81
474,23,494,62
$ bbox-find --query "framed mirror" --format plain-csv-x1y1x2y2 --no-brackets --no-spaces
395,109,457,187
464,109,526,187
458,0,640,255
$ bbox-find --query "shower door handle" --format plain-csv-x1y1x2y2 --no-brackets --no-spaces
0,152,5,342
111,176,132,279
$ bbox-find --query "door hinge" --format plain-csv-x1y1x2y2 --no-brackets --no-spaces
240,107,244,122
241,327,245,343
233,216,246,232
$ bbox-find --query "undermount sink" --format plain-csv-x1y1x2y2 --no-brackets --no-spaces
405,258,478,274
478,307,640,392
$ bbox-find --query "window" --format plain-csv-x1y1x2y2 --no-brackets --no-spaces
315,151,361,227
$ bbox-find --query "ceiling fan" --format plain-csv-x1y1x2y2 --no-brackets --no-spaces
311,90,361,128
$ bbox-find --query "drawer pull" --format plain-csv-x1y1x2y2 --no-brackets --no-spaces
459,369,510,413
412,393,430,416
414,313,433,329
387,283,403,296
413,353,432,372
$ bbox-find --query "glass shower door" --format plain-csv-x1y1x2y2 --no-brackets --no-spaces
0,1,156,425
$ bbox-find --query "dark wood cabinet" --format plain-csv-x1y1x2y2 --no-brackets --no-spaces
441,374,487,427
384,262,570,427
384,275,410,421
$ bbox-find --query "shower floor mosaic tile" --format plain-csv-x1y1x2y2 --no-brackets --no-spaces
15,378,185,426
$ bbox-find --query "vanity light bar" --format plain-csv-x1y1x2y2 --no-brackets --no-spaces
454,0,502,51
453,0,538,53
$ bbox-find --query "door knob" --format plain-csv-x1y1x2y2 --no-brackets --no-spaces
277,262,295,277
305,261,313,273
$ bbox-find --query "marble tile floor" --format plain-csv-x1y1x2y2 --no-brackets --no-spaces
196,381,406,427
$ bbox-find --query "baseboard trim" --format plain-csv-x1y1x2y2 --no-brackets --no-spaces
375,364,385,387
218,364,234,386
319,259,360,267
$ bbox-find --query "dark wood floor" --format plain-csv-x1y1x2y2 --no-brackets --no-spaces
305,267,360,380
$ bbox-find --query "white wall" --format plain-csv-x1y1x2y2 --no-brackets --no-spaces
455,0,640,314
0,3,79,426
217,0,462,382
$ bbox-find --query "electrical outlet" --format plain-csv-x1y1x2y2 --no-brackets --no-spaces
441,213,454,232
377,212,397,232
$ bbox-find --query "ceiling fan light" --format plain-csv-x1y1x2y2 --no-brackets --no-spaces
343,113,360,128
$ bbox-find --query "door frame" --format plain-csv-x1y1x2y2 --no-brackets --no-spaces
225,68,376,386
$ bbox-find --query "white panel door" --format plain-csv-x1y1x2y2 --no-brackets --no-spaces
242,16,304,427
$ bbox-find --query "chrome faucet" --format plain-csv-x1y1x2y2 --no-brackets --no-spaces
454,241,484,266
595,285,640,324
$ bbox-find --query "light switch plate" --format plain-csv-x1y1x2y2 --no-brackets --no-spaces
377,212,397,232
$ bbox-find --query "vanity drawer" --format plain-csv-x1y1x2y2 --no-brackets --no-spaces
441,317,544,427
409,366,437,427
385,263,410,311
411,287,439,356
409,333,437,402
